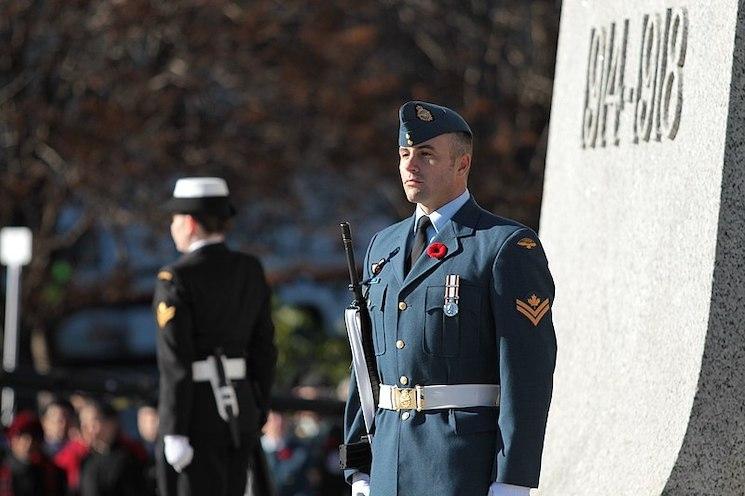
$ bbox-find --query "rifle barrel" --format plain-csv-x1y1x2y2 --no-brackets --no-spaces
340,222,363,301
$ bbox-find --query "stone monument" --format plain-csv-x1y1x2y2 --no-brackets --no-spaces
539,0,745,494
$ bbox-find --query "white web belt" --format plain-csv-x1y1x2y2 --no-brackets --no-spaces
378,384,500,412
192,357,246,381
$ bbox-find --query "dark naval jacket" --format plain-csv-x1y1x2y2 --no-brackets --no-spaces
153,242,277,444
344,197,557,495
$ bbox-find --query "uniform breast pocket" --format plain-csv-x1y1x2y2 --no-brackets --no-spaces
367,284,387,356
424,284,482,358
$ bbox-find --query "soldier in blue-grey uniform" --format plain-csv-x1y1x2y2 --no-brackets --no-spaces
344,102,557,496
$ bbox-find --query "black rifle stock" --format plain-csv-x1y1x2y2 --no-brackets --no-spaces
338,222,377,471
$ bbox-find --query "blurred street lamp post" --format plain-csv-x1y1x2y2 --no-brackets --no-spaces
0,227,33,426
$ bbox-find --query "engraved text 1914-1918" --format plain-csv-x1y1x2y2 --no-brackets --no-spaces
582,8,688,149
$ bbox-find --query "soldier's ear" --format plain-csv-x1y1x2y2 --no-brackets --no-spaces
456,153,471,176
185,215,200,234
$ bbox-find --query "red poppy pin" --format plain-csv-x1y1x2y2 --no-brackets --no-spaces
277,447,293,461
426,242,447,260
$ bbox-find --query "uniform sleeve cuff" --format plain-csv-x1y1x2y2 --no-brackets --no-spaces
488,481,535,496
352,473,370,484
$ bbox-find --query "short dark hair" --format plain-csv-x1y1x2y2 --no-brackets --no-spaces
84,399,118,421
40,396,74,418
192,214,231,234
450,132,473,160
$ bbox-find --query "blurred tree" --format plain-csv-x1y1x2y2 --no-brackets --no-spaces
0,0,560,370
272,301,350,391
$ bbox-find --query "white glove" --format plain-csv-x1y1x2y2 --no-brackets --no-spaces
487,481,535,496
164,435,194,472
351,472,370,496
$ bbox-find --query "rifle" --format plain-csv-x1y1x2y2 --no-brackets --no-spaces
338,222,379,470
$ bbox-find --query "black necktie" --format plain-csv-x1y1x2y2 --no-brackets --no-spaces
407,216,431,275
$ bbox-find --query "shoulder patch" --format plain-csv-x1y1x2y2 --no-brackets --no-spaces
157,271,173,281
156,302,176,329
517,238,537,250
516,294,550,326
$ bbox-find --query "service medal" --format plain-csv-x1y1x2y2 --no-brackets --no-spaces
444,301,459,317
443,274,460,317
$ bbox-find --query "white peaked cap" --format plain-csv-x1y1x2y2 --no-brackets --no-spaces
173,177,230,198
165,176,236,218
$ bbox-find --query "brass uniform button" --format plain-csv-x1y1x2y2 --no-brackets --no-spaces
396,340,405,349
399,376,409,385
398,301,407,311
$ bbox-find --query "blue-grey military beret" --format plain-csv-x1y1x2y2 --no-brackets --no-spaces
398,101,472,147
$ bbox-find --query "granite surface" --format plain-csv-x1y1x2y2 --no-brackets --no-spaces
661,2,745,493
538,0,744,494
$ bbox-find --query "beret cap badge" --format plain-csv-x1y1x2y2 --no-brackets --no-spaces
398,100,471,147
415,105,434,122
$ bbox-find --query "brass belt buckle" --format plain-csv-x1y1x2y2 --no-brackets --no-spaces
415,385,425,411
393,387,414,410
392,386,425,411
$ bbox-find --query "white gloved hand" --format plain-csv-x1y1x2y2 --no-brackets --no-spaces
164,435,194,473
487,481,534,496
351,472,370,496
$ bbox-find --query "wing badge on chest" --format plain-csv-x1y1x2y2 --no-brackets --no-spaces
516,294,550,326
157,302,176,329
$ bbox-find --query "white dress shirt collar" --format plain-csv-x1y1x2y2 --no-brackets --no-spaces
187,235,225,253
413,189,471,234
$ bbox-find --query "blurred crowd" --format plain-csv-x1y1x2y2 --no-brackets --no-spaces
0,388,347,496
0,395,149,496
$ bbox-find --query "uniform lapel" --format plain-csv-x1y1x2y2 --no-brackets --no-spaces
391,217,414,285
403,221,459,285
401,198,480,290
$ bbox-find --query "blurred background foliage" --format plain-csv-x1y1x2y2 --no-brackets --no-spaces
272,301,350,391
0,0,560,391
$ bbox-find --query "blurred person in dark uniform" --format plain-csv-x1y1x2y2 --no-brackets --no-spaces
260,412,311,496
135,405,158,461
0,411,66,496
78,401,147,496
135,404,162,496
154,177,277,496
316,422,346,496
39,398,75,458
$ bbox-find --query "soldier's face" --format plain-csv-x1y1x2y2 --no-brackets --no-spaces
399,134,469,213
